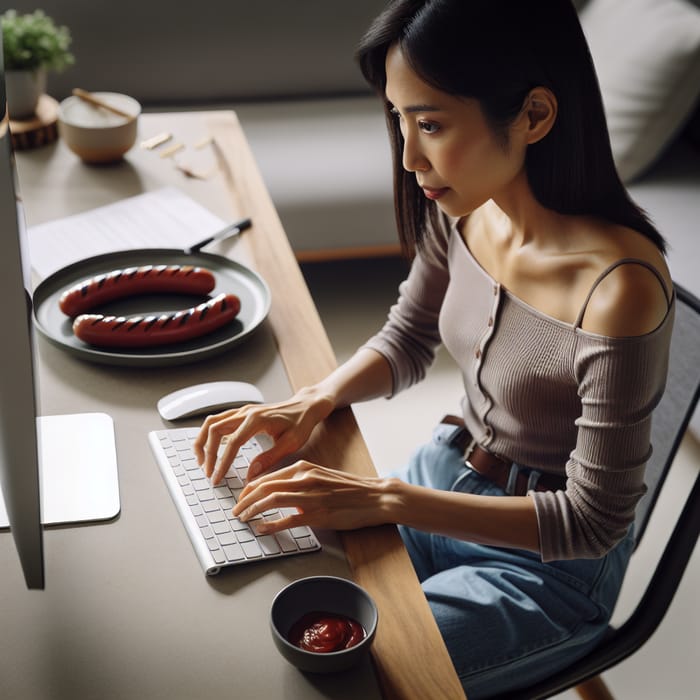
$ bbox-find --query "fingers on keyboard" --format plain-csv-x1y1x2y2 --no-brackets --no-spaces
152,428,320,572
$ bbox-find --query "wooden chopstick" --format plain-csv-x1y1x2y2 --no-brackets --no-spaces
72,88,135,120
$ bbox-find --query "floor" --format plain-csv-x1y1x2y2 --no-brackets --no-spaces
301,255,699,700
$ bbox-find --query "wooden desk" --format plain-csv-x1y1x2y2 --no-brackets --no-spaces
2,110,465,700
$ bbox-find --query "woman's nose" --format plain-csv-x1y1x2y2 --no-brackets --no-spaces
402,132,429,173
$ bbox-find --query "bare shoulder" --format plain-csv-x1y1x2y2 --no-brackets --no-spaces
580,228,672,337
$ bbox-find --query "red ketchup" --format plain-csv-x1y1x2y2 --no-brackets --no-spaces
287,611,366,653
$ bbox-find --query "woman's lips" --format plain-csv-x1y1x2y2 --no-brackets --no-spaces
421,186,449,200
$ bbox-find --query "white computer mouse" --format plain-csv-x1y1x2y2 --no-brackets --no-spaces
157,381,264,421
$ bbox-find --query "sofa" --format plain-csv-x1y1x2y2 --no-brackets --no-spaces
12,0,700,432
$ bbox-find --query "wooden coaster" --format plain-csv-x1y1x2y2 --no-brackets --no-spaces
9,94,59,150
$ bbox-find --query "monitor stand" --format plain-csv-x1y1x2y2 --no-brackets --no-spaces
0,412,120,527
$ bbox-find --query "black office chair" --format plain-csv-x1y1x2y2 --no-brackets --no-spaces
494,283,700,700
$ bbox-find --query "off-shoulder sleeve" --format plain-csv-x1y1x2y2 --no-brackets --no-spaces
360,217,452,396
532,305,675,561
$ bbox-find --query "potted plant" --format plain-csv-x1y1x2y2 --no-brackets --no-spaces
1,9,74,119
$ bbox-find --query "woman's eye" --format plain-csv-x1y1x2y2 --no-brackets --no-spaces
419,120,440,134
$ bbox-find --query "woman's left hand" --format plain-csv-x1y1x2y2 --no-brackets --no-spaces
232,461,395,534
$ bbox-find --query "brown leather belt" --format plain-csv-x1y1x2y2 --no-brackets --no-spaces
440,415,566,496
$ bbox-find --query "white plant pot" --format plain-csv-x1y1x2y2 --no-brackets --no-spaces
5,68,47,119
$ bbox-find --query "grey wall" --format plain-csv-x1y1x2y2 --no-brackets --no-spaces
7,1,387,105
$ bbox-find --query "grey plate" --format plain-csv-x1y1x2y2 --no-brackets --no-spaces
32,249,271,367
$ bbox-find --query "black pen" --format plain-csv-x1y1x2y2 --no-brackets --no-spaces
184,217,252,255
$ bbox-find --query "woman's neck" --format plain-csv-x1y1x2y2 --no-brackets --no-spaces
487,171,561,250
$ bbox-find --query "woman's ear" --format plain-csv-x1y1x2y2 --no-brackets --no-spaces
523,87,557,144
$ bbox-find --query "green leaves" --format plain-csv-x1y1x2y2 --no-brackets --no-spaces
1,9,74,72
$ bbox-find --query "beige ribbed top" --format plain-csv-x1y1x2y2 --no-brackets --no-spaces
363,219,674,561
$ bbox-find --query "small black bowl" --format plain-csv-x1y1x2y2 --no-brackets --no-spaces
270,575,378,674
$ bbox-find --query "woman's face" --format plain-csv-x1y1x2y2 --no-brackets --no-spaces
384,44,528,218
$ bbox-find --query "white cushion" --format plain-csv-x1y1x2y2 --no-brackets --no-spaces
580,0,700,182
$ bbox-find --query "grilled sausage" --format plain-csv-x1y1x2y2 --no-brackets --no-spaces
59,265,217,317
72,293,241,348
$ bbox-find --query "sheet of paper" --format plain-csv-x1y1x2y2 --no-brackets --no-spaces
27,187,226,280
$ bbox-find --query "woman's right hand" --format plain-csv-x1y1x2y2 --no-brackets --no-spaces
192,385,335,485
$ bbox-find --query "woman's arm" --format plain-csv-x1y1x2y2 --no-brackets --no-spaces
390,481,540,551
315,346,394,409
233,462,541,553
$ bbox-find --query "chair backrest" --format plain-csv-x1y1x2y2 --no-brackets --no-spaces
633,283,700,548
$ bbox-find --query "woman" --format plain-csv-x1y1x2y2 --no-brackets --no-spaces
194,0,674,696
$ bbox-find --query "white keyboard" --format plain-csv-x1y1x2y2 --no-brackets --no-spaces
149,427,321,575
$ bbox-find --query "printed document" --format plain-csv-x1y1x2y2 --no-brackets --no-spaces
27,187,226,280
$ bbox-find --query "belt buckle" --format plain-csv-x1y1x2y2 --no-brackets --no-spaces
463,438,477,468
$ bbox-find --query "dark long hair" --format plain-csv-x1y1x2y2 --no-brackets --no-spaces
356,0,666,255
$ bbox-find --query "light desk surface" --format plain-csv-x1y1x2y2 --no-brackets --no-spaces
0,110,465,700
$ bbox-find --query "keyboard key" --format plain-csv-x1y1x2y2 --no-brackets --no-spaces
217,532,237,546
242,540,262,559
258,535,281,555
212,521,231,535
226,475,243,490
223,543,245,561
275,530,300,553
236,528,255,544
207,510,226,524
230,516,249,530
290,526,311,539
212,549,226,565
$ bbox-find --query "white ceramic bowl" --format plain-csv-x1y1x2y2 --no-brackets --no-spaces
57,92,141,163
270,576,378,674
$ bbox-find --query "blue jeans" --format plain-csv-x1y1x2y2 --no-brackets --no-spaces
395,423,634,699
